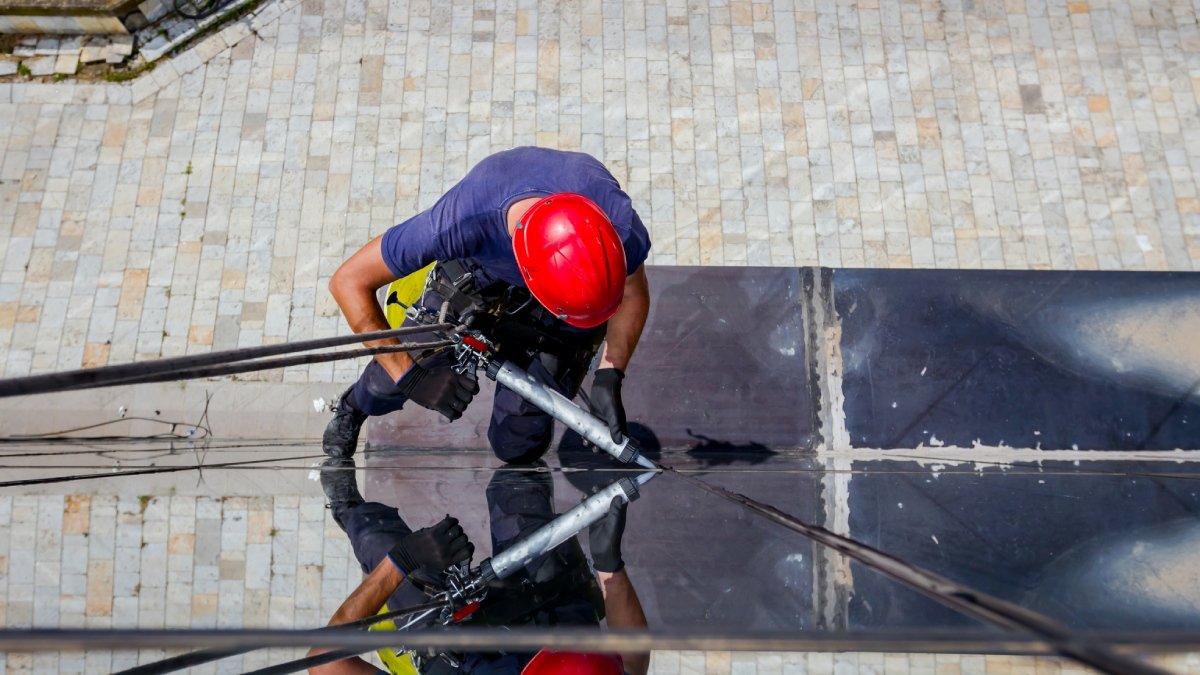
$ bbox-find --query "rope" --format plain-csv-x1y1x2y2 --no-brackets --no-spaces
0,323,453,398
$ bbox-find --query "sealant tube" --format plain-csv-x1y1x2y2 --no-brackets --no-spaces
488,360,657,469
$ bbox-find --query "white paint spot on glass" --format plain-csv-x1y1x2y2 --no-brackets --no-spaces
897,502,904,509
929,434,945,447
313,397,327,413
891,401,897,408
931,535,939,545
920,366,927,376
1136,234,1153,252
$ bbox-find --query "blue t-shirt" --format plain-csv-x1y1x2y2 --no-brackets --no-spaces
380,148,651,288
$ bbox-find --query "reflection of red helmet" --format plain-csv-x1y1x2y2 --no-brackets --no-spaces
521,650,624,675
514,193,627,329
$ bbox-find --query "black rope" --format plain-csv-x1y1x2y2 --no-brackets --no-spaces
0,323,452,398
241,648,363,675
2,626,1196,654
97,340,454,389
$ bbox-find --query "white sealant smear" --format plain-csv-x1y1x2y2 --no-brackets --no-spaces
930,463,946,479
891,401,897,408
931,535,939,545
313,397,327,413
928,434,945,447
307,461,323,482
920,366,927,376
786,553,805,564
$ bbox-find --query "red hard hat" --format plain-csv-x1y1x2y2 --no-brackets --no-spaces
521,650,625,675
513,193,627,329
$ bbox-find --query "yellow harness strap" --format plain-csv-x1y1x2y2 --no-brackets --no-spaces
384,262,437,328
369,606,419,675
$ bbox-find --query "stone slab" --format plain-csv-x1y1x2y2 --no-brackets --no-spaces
368,266,814,453
847,458,1200,631
24,55,56,76
834,270,1200,451
54,52,79,75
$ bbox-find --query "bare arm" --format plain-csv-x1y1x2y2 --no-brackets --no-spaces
598,265,650,371
597,569,649,675
329,235,414,380
306,558,406,675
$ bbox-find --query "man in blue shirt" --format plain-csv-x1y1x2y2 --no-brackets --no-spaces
323,148,652,464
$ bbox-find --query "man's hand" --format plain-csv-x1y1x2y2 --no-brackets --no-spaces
396,364,480,421
590,368,627,444
388,516,474,576
589,496,628,573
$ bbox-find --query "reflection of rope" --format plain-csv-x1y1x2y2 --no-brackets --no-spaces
1,626,1195,655
116,602,448,675
663,465,1168,675
243,605,444,675
0,453,320,488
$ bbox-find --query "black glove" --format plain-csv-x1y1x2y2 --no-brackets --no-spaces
397,363,479,421
589,368,627,444
588,496,627,573
388,515,474,576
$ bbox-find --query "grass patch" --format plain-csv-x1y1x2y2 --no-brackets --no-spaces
102,60,156,82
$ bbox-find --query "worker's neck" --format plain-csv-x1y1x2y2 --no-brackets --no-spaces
506,197,541,237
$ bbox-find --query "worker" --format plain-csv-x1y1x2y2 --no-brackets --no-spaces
323,147,652,464
309,457,650,675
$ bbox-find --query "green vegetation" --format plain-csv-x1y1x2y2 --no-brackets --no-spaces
102,61,155,83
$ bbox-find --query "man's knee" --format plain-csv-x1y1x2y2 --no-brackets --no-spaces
487,418,553,464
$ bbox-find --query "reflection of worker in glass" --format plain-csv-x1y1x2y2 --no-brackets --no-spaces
309,458,649,675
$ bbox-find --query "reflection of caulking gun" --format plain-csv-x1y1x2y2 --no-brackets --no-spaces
435,470,657,622
451,330,658,470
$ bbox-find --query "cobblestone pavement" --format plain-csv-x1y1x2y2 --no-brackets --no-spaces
2,0,1200,381
3,0,1200,671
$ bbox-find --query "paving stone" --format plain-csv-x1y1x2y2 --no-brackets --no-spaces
54,53,80,76
0,61,16,77
138,0,170,22
80,46,108,65
23,56,56,77
109,35,134,56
